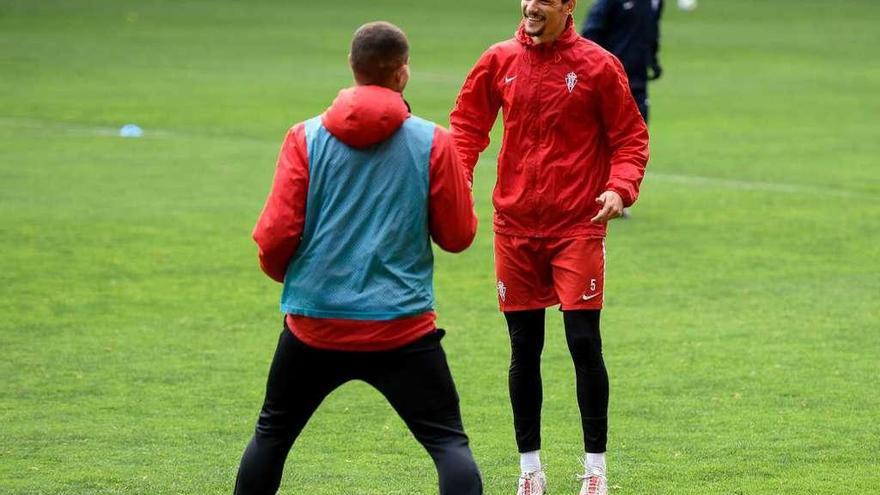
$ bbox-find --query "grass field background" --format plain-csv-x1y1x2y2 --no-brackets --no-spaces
2,0,879,493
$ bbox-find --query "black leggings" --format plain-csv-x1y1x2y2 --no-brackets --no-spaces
234,325,483,495
505,309,609,453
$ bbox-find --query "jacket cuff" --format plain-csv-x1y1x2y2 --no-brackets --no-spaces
606,185,635,208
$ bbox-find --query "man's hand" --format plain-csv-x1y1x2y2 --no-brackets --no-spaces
590,190,624,224
648,62,663,81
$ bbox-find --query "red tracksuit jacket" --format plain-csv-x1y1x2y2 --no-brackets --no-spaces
450,17,649,238
253,85,477,351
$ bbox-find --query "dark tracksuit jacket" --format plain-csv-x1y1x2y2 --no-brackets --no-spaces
581,0,663,120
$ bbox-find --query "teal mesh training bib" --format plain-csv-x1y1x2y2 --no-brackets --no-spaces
280,116,436,320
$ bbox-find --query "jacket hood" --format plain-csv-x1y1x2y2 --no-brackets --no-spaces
515,15,579,48
321,85,409,148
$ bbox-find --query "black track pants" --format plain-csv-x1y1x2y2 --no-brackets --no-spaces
233,324,483,495
631,84,649,124
505,309,609,453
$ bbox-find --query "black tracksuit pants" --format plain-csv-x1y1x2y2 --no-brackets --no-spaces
631,84,649,124
234,324,483,495
505,309,609,454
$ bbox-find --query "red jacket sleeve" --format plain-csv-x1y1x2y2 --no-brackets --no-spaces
599,57,650,207
449,48,503,182
252,124,309,283
429,126,478,252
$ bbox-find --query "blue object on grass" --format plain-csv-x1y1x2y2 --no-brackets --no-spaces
119,124,143,138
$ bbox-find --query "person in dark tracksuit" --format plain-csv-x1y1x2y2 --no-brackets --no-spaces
233,21,482,495
581,0,664,123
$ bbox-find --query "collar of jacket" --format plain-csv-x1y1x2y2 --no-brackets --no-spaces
321,85,410,149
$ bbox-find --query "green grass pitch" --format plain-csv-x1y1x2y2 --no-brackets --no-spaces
1,0,878,493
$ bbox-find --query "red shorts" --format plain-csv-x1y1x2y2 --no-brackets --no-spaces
494,234,606,311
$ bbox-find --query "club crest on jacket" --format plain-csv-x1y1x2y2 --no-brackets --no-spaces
566,72,578,93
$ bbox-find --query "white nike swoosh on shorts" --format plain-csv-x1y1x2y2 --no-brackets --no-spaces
581,293,601,301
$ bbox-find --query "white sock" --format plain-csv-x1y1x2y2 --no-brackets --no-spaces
585,452,606,474
520,450,542,474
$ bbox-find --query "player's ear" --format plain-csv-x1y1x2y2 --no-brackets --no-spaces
395,63,410,93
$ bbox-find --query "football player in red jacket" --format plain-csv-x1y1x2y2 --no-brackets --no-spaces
235,22,482,495
450,1,649,493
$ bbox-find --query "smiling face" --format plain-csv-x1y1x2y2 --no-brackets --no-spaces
521,0,576,44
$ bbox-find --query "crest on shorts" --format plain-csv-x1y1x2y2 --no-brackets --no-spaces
496,280,507,302
565,72,578,93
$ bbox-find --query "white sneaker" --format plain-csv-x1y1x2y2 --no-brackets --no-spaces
517,470,547,495
577,467,608,495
